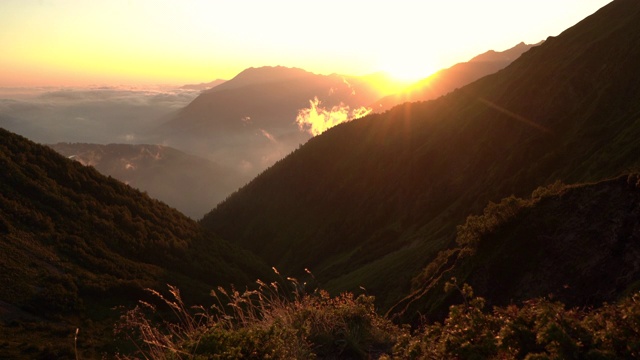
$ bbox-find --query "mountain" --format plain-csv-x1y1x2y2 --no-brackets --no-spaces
393,174,640,321
200,0,640,311
155,66,399,182
372,42,540,112
180,79,227,91
48,143,235,218
163,66,388,134
0,128,270,358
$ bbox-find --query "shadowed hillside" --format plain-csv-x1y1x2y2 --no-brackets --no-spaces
0,128,270,358
201,0,640,309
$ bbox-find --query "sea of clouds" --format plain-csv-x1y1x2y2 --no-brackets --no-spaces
0,85,200,145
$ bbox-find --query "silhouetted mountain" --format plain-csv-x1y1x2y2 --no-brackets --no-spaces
154,66,400,186
49,143,235,218
180,79,227,91
164,66,386,134
372,42,539,112
201,0,640,311
0,128,269,358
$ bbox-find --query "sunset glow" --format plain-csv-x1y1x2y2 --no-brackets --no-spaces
0,0,611,87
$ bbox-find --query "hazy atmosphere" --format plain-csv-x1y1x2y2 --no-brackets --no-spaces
1,0,609,87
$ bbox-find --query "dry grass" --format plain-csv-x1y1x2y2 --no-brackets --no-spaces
115,268,400,359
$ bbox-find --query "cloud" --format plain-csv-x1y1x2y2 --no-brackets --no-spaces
0,86,199,144
259,129,277,143
295,97,372,136
342,77,356,95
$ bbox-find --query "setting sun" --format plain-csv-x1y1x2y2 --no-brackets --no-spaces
379,56,438,85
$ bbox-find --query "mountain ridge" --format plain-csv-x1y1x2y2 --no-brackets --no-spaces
372,41,540,112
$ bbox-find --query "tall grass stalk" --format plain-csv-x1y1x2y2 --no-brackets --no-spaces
116,268,399,359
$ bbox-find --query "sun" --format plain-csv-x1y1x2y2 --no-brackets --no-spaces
379,57,437,85
366,56,438,95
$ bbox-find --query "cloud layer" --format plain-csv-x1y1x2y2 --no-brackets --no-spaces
0,86,199,144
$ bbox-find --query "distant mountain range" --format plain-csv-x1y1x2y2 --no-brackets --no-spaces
163,66,387,134
49,143,235,218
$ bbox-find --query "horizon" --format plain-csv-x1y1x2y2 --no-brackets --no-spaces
1,0,611,88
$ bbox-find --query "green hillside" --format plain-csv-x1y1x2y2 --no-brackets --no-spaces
201,0,640,308
0,128,270,358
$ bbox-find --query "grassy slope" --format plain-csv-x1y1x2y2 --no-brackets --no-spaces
201,0,640,308
0,128,271,358
393,174,640,322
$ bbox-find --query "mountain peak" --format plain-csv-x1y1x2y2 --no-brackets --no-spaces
470,41,539,62
210,66,315,92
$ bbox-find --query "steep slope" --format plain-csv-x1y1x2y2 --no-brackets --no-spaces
49,143,235,218
393,174,640,321
0,128,269,358
201,0,640,308
372,42,539,112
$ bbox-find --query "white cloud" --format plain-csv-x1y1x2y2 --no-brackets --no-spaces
295,97,371,136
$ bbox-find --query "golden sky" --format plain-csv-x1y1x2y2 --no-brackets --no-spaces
0,0,611,87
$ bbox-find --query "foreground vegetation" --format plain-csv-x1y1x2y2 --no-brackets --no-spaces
119,273,640,359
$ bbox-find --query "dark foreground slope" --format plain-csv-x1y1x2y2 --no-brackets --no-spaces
393,174,640,321
201,0,640,307
0,128,269,358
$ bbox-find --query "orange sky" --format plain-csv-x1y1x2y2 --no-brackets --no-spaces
0,0,611,87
